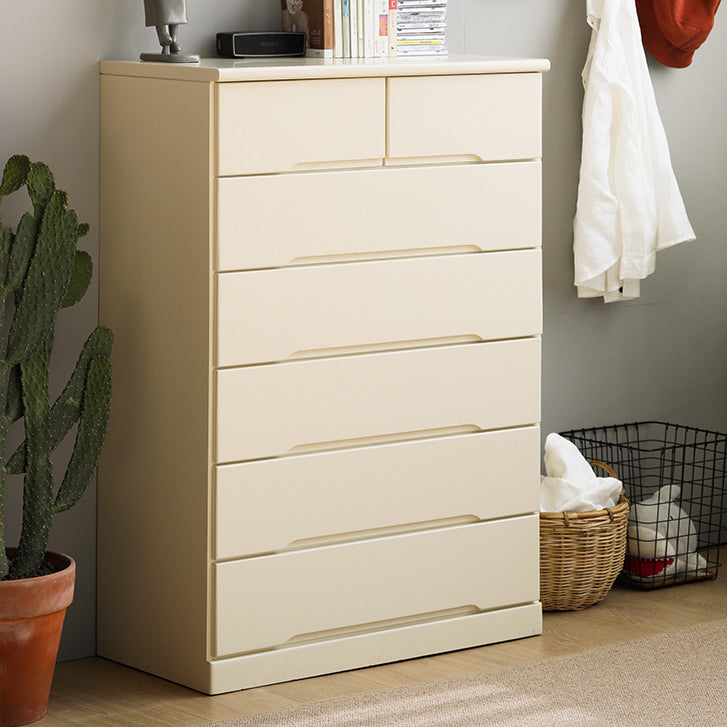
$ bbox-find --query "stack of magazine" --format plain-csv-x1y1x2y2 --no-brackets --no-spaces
281,0,447,58
396,0,447,56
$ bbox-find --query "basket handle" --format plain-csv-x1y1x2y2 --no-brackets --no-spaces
590,460,623,523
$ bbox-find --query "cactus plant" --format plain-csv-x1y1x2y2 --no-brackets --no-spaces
0,155,112,580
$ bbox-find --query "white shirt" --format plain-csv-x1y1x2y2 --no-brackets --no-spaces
573,0,695,302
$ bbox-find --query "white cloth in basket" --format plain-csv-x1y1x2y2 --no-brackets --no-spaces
540,432,622,512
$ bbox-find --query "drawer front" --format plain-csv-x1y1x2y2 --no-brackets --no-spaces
214,517,539,656
216,250,542,366
215,338,540,463
387,74,542,161
216,78,385,176
216,162,541,271
215,426,540,559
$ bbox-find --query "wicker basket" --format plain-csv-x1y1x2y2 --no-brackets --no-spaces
540,461,631,611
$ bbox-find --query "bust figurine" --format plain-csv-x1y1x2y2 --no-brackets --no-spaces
140,0,200,63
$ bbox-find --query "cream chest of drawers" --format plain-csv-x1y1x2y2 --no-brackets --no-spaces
98,55,549,694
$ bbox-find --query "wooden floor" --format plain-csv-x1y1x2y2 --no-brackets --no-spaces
45,576,727,727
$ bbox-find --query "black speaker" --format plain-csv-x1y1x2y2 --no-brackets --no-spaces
216,31,306,58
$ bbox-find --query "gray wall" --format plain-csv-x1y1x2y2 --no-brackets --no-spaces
452,0,727,437
0,0,725,660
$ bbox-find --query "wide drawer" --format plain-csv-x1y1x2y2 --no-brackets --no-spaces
214,338,540,463
213,516,539,656
215,162,541,271
216,250,542,367
209,603,542,693
214,426,540,559
216,78,385,176
387,74,542,162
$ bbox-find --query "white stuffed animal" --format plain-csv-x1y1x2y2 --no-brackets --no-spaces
624,484,709,582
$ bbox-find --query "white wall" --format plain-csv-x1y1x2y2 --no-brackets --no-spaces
0,0,725,660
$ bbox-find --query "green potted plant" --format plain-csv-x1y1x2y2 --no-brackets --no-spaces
0,155,112,727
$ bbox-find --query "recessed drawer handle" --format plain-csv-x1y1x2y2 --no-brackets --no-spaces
287,425,483,455
283,605,481,647
284,515,481,552
385,154,485,165
288,335,484,360
287,245,483,266
289,158,384,172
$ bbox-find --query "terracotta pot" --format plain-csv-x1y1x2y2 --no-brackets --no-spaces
0,550,75,727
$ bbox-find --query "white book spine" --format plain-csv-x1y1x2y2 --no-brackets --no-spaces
350,0,359,57
334,0,343,56
357,0,365,56
388,0,397,56
376,0,388,56
364,0,375,57
342,0,351,56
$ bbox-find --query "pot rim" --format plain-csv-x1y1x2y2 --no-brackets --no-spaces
0,548,76,620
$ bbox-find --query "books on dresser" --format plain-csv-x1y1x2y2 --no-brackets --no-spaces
282,0,446,57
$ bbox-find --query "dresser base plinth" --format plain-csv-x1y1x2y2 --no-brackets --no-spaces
203,603,542,695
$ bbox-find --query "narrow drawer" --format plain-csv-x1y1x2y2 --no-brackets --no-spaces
216,79,385,176
214,516,539,656
215,426,540,559
216,162,541,271
214,338,540,463
387,74,542,162
216,250,542,366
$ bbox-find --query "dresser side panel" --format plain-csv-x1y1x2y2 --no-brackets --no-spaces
98,74,213,690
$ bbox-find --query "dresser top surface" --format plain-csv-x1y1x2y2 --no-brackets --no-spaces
99,54,550,82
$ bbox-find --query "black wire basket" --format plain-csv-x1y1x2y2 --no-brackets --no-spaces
559,422,727,588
